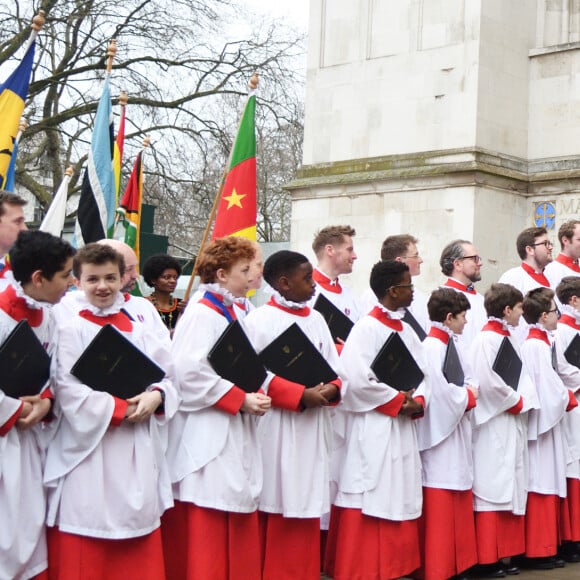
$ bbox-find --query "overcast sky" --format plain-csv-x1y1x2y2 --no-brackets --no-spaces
241,0,309,28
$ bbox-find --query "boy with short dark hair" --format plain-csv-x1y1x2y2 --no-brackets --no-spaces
244,250,342,580
417,288,478,580
554,276,580,562
470,283,538,576
44,243,178,579
324,260,427,580
0,229,75,580
519,287,577,569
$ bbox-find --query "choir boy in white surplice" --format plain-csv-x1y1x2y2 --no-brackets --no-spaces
470,283,539,577
416,288,478,580
164,237,271,580
520,287,578,568
553,278,580,562
0,231,75,580
44,244,179,580
244,250,342,580
325,261,428,580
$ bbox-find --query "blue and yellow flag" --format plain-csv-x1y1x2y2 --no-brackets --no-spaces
0,41,35,186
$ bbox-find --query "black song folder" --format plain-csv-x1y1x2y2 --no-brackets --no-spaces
564,334,580,369
371,331,424,392
258,322,338,388
313,293,354,342
71,324,165,399
207,320,267,393
443,339,465,386
492,336,522,391
0,320,50,398
402,308,427,342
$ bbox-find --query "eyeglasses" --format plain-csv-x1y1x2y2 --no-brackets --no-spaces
403,253,421,260
391,283,414,290
459,255,483,264
532,240,553,249
547,308,559,314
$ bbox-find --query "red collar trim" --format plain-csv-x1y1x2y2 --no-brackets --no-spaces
521,262,550,287
368,306,403,331
444,278,476,295
482,320,510,336
123,292,131,302
526,327,550,346
559,314,580,331
0,256,11,279
0,285,43,327
266,297,310,317
555,253,580,273
312,268,342,294
78,309,133,332
427,326,450,344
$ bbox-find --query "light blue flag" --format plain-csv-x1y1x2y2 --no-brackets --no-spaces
74,76,115,245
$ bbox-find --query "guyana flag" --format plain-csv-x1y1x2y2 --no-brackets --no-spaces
212,93,256,240
115,150,143,296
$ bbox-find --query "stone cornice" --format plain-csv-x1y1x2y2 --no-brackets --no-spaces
286,148,580,194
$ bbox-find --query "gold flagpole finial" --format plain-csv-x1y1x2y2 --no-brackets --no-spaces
106,39,117,74
142,135,151,149
31,10,45,31
248,73,259,91
18,118,28,133
65,166,74,177
118,90,128,107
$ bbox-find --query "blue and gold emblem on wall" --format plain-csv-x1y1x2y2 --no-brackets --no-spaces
534,201,556,230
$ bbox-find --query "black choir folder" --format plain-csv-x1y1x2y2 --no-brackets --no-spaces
564,334,580,369
0,320,50,398
313,293,354,342
371,332,424,392
492,337,522,391
443,339,465,386
71,324,165,399
258,323,338,388
207,320,267,393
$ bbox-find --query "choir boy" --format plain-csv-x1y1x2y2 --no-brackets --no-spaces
470,283,538,577
519,287,577,569
554,277,580,562
0,230,74,580
44,243,178,579
163,237,271,580
417,288,478,580
324,260,428,580
244,250,342,580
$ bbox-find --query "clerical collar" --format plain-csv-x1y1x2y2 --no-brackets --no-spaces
312,268,342,293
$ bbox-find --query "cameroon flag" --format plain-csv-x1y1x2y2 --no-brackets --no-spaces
212,94,256,240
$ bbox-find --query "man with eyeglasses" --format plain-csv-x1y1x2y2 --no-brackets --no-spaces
499,227,554,343
360,234,429,340
440,239,487,349
545,220,580,302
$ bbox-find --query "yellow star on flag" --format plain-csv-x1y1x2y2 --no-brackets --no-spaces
224,188,246,209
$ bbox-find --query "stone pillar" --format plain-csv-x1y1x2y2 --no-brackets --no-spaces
288,0,580,294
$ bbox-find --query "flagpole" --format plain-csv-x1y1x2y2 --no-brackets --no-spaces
181,72,259,303
24,10,45,50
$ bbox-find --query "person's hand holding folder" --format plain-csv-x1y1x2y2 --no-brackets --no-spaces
242,392,272,416
16,394,52,430
125,390,164,423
